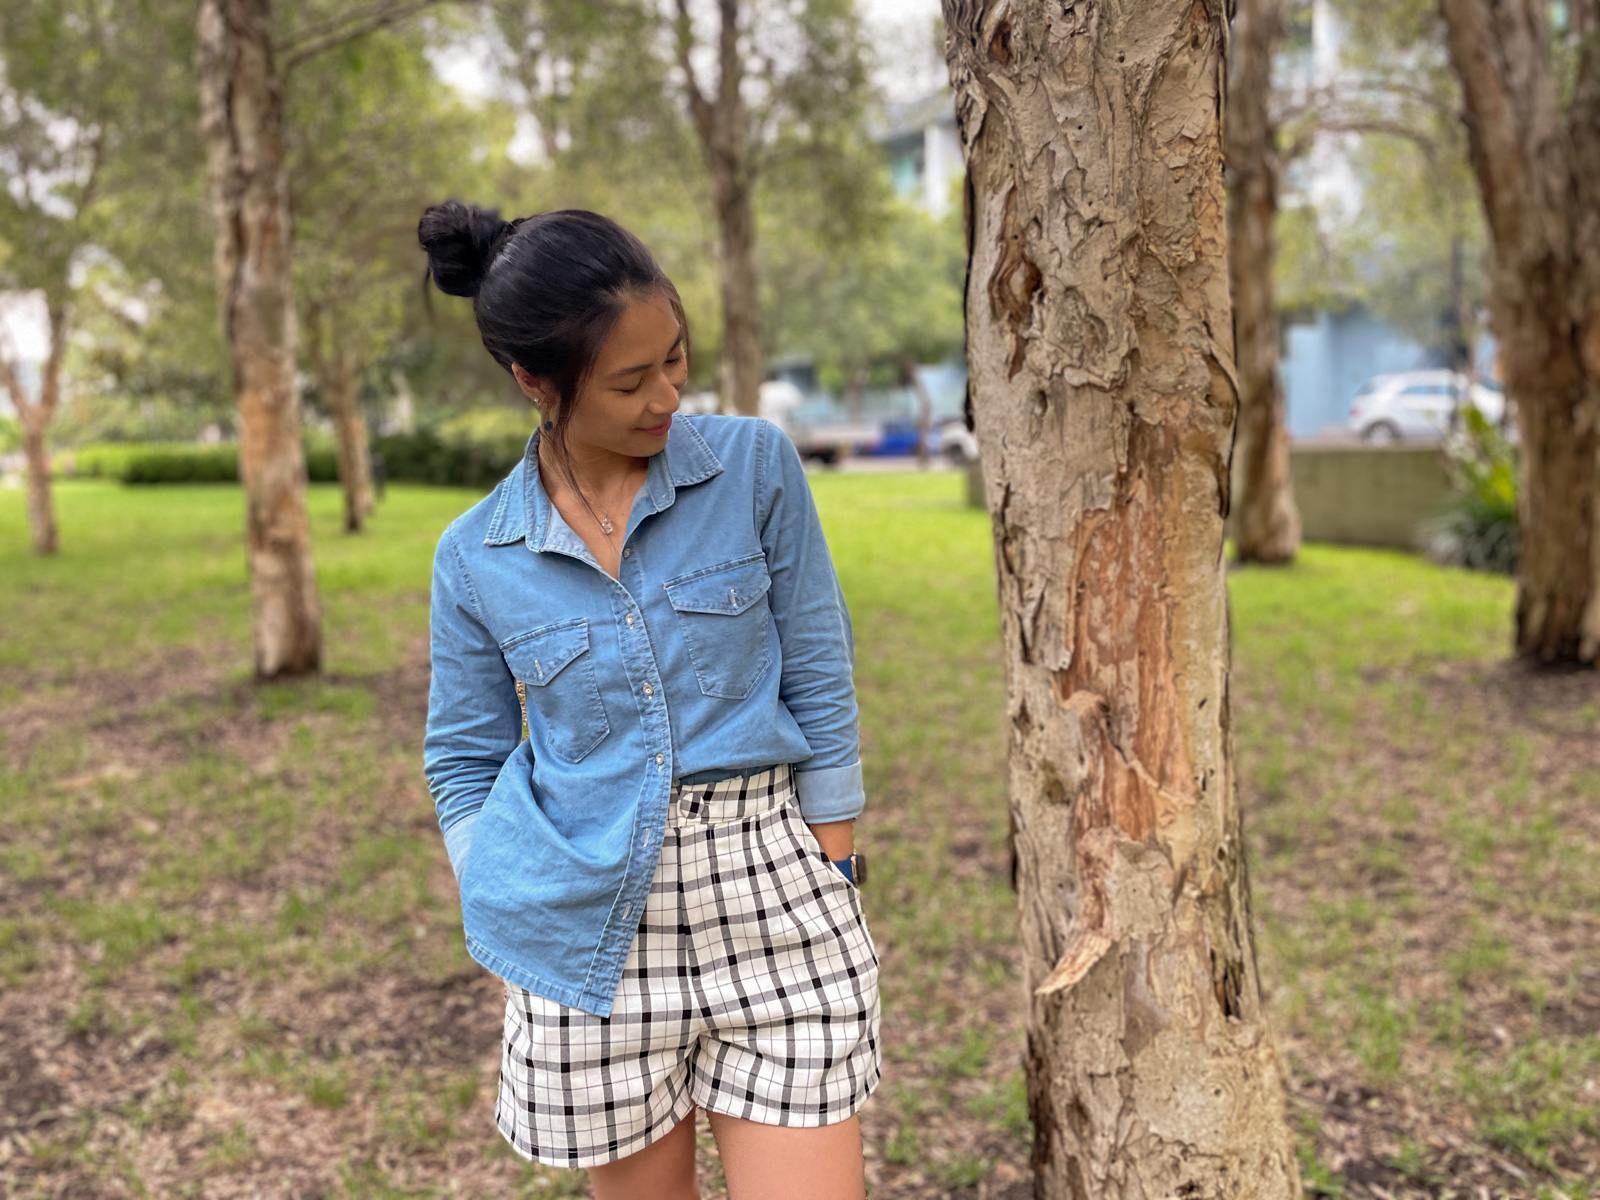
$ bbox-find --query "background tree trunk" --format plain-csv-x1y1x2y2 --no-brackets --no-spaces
20,413,56,555
679,0,765,417
197,0,322,678
324,354,374,533
1438,0,1600,666
941,0,1302,1194
1226,0,1301,565
905,354,934,469
307,311,374,534
711,166,764,417
8,304,65,554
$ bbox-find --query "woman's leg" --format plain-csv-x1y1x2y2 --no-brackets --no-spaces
706,1111,866,1200
586,1106,700,1200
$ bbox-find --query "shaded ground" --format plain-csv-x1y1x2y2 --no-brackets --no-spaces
1,481,1596,1198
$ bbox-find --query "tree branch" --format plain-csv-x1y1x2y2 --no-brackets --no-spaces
673,0,714,143
279,0,456,72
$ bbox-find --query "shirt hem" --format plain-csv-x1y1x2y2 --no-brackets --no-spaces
466,935,619,1018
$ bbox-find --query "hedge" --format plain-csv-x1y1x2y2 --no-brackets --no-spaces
373,428,527,489
60,442,340,485
56,429,528,488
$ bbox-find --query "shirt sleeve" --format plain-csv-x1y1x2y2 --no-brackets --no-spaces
422,525,523,880
757,419,865,823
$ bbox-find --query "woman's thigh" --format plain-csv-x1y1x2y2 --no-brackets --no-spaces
706,1110,866,1200
586,1106,700,1200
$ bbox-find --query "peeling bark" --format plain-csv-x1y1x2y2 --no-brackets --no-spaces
1439,0,1600,665
942,0,1301,1194
1226,0,1301,564
198,0,322,677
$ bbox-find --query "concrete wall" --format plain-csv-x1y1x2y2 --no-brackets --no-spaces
1226,443,1454,550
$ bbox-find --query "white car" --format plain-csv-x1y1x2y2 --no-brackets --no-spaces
933,419,978,465
1346,370,1505,443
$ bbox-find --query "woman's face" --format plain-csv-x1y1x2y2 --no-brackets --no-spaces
518,289,687,462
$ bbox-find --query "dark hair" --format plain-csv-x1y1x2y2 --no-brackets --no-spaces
416,201,688,489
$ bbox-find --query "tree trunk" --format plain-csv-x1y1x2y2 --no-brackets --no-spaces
679,0,764,417
1439,0,1600,665
904,354,934,469
319,347,374,533
711,166,764,417
941,1,1302,1195
1226,0,1301,565
9,303,65,555
197,0,322,678
19,405,57,555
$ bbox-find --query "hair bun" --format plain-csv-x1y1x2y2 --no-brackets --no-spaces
418,200,516,298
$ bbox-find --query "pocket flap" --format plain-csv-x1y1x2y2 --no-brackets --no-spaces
501,618,590,687
663,555,773,616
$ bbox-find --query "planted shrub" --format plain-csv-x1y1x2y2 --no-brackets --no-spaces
1418,405,1519,575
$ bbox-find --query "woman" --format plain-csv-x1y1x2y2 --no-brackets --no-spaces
418,202,880,1200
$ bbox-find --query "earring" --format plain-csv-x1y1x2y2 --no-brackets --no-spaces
543,420,553,430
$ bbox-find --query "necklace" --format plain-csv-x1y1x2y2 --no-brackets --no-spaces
573,461,640,540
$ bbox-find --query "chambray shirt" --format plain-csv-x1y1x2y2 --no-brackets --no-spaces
423,414,863,1016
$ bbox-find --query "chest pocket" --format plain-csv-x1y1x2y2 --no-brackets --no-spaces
663,554,774,700
500,618,610,763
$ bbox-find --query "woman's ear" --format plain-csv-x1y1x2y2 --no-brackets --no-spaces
511,363,548,407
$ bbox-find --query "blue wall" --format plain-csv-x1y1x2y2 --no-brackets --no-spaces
1281,306,1441,437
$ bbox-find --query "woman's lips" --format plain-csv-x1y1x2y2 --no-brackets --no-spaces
640,418,672,435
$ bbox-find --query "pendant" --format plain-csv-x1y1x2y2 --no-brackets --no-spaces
600,514,614,535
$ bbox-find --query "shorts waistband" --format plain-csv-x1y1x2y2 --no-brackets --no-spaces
668,763,795,825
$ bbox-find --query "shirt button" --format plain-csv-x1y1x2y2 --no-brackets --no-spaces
643,682,654,696
655,753,664,766
622,547,631,558
626,613,635,626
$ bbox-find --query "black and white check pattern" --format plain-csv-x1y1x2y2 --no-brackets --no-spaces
494,763,882,1168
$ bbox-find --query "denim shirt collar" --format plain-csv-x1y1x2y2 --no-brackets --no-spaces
482,416,723,550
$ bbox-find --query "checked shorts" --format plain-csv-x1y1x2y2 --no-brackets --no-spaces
494,763,882,1168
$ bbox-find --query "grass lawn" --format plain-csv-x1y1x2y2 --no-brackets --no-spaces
1,475,1596,1199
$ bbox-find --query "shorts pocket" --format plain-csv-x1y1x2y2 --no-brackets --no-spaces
662,554,774,700
501,618,610,762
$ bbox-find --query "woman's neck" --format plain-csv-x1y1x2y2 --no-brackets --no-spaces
539,433,645,497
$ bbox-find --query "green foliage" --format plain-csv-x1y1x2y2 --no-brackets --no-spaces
288,21,507,423
482,0,936,385
0,415,19,455
1319,0,1487,354
763,190,966,388
374,413,533,489
1276,203,1356,315
1419,407,1519,575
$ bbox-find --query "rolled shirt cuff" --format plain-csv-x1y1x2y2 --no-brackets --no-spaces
442,811,479,882
794,759,864,823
